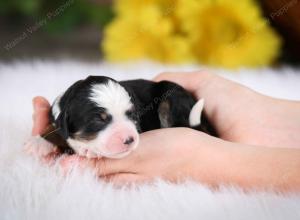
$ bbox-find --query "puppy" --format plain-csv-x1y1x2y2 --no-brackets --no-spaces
26,76,215,159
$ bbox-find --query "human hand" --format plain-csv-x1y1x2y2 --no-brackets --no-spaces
60,126,300,191
60,127,225,186
31,96,51,136
28,96,60,162
154,72,300,148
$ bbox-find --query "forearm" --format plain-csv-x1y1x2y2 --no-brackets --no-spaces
269,97,300,126
258,97,300,148
193,137,300,192
234,93,300,148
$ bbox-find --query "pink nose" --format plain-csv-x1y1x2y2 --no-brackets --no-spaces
106,134,137,154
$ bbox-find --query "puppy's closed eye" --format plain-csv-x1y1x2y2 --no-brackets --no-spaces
83,113,112,134
84,120,108,134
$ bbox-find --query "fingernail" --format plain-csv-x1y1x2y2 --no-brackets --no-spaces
33,100,49,111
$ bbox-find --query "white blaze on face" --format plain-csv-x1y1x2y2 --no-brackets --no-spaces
67,79,139,159
90,79,133,118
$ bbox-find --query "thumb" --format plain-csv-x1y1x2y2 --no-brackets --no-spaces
32,96,51,136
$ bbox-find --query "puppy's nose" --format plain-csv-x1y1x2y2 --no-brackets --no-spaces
124,136,134,145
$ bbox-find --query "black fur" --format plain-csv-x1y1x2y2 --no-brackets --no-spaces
120,79,196,131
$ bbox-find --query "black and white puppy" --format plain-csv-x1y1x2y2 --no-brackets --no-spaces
26,76,214,159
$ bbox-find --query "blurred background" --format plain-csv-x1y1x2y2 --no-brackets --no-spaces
0,0,299,68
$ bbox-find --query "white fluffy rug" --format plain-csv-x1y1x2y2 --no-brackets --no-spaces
1,60,300,220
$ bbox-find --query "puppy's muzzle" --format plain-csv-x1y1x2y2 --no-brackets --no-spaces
104,129,139,157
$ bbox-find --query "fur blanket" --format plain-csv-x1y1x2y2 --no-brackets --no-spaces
0,60,300,220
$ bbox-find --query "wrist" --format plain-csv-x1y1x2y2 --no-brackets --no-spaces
187,132,231,186
240,94,300,148
192,138,300,191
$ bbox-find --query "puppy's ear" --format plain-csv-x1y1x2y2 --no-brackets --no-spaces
55,110,69,139
53,80,83,139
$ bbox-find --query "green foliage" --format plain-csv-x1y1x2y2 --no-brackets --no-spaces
0,0,114,32
45,0,113,32
0,0,41,16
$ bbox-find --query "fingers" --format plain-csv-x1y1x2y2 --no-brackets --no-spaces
59,155,91,175
95,128,180,176
95,156,136,177
59,155,82,168
103,173,151,186
58,154,132,177
94,129,177,176
32,96,51,136
42,150,60,164
59,155,150,185
153,71,213,95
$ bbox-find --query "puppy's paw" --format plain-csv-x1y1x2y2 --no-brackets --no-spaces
24,136,57,158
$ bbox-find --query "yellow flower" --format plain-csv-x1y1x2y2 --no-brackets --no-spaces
176,0,281,68
114,0,178,19
102,0,281,68
102,5,193,62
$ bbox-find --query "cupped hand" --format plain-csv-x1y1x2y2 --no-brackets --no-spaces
31,98,223,185
154,72,300,148
61,127,225,186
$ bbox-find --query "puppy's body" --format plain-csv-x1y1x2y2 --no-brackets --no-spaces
42,76,215,158
121,79,196,131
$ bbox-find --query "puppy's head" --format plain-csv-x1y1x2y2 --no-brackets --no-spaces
52,76,140,159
